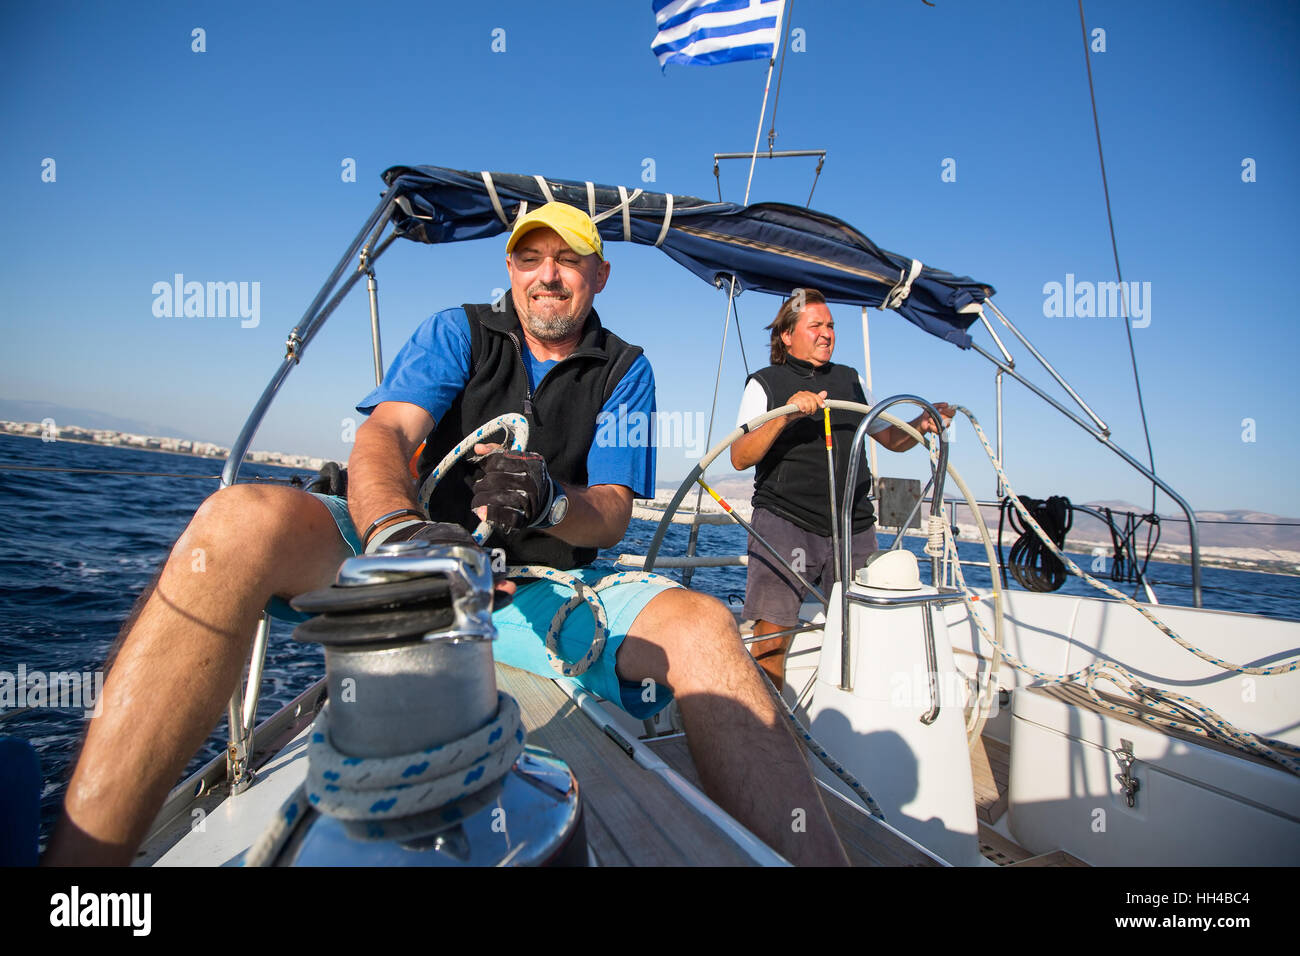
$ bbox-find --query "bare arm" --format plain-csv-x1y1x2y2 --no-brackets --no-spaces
871,402,956,453
730,389,828,470
348,401,435,543
548,482,634,550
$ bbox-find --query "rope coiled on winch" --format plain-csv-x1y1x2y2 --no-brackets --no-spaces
304,693,524,820
245,691,526,866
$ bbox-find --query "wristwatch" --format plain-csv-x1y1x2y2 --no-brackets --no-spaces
535,482,569,530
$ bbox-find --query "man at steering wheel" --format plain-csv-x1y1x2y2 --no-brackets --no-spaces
49,203,849,867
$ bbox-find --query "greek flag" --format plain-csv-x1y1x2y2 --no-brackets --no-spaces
651,0,784,69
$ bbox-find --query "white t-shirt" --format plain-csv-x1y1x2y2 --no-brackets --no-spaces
735,374,890,434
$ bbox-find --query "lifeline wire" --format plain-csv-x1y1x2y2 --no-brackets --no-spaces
950,406,1300,775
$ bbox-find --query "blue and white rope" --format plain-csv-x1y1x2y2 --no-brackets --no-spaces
508,565,681,677
244,692,525,866
416,412,530,543
753,663,885,820
942,406,1300,775
416,414,682,676
304,693,524,818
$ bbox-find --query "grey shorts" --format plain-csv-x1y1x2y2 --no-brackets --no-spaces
742,507,879,627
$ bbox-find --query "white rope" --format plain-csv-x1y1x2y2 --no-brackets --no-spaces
591,186,644,230
306,694,524,819
417,414,679,677
881,259,922,310
507,566,680,677
416,413,530,539
924,512,947,557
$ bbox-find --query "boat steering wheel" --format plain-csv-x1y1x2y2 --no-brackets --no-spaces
412,412,619,678
415,413,530,544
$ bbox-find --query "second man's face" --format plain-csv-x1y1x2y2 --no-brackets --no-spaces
782,303,835,366
506,227,610,343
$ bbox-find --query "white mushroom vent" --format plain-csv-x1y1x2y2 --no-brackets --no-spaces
854,549,923,590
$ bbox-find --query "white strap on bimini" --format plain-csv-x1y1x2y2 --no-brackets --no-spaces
654,193,674,247
591,185,644,244
619,186,632,242
393,196,432,220
881,258,923,310
533,175,555,203
585,182,596,217
481,171,510,225
481,171,531,230
958,301,985,316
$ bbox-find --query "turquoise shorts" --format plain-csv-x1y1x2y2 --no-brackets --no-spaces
267,493,676,719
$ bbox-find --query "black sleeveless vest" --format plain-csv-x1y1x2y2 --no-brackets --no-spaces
748,358,876,537
414,299,643,569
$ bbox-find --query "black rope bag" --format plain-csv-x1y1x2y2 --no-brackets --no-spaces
1000,495,1073,592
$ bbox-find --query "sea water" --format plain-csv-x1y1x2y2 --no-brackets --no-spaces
3,432,1297,850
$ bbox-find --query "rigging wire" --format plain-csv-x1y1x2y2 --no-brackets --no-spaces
1077,0,1158,518
806,153,825,207
686,11,792,584
767,0,797,152
733,297,751,376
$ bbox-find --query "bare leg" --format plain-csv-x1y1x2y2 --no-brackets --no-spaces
43,485,351,866
617,590,849,866
748,619,794,693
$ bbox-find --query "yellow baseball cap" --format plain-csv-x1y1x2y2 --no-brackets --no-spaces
506,202,604,260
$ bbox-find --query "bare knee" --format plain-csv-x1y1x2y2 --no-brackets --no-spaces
188,483,301,542
170,484,348,597
620,589,745,689
676,590,741,643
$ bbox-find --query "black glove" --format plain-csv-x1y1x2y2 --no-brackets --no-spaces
376,520,478,551
368,519,514,609
470,450,554,534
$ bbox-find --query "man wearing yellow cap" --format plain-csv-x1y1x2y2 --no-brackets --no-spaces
49,203,849,867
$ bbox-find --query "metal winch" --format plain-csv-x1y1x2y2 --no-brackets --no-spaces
263,540,586,866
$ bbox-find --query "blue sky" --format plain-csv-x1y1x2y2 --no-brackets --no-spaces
3,0,1298,515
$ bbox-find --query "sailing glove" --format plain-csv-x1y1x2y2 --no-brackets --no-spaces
470,449,555,534
372,520,513,608
376,520,478,551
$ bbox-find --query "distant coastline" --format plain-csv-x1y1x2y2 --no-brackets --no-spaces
0,419,328,472
643,487,1300,578
6,418,1296,578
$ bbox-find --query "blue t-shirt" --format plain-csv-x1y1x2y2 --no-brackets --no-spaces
357,308,656,498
